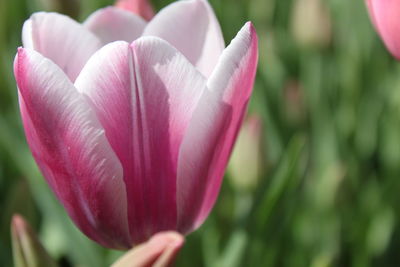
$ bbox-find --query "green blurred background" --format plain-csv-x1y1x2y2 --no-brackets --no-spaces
1,0,400,266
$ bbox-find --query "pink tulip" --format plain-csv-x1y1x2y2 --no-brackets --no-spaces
115,0,154,21
366,0,400,59
15,0,258,249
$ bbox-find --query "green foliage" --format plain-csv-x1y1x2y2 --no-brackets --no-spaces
1,0,400,266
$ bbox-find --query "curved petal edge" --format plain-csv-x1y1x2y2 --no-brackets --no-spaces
177,22,258,232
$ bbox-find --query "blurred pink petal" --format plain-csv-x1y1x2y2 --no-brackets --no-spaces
366,0,400,59
111,232,184,267
115,0,154,20
84,7,146,44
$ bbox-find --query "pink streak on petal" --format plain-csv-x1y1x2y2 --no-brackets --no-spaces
115,0,155,21
366,0,400,59
22,12,101,82
15,48,130,249
177,22,258,232
143,0,224,77
84,7,146,45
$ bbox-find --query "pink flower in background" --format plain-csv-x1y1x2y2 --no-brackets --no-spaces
365,0,400,59
115,0,154,20
15,0,258,249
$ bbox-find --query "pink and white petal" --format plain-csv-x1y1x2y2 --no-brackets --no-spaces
15,48,130,249
132,37,207,164
76,42,138,242
177,22,258,232
76,37,206,244
22,12,102,82
208,22,258,107
142,0,224,77
176,89,231,233
84,7,146,45
115,0,155,21
75,41,132,183
128,37,206,243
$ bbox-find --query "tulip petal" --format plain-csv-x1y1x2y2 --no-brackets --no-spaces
130,37,206,242
176,89,231,233
177,22,258,232
366,0,400,59
15,48,130,249
75,37,206,243
143,0,224,77
75,41,132,188
84,7,147,45
22,12,102,82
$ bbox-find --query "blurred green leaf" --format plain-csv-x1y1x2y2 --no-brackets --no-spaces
254,134,305,231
